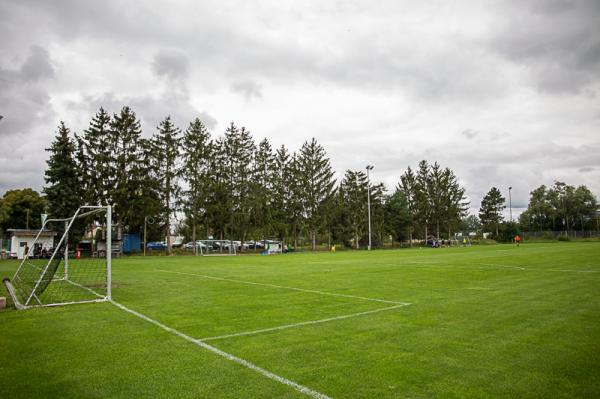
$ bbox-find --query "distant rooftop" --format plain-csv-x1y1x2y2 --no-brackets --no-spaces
7,229,57,237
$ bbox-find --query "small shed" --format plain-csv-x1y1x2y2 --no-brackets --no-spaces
7,229,57,259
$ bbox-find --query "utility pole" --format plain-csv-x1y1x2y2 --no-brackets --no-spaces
366,165,374,250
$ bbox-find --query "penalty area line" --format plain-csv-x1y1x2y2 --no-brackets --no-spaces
156,269,408,305
110,300,331,399
200,303,410,342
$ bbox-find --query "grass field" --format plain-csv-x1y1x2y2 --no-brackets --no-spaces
1,242,599,398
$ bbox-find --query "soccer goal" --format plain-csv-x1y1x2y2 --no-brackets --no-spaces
200,239,237,256
264,240,283,255
3,205,112,309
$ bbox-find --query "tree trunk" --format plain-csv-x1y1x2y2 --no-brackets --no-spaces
192,222,197,256
166,209,172,256
293,221,298,248
311,229,316,251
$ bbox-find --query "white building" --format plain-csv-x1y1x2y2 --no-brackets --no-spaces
8,229,57,259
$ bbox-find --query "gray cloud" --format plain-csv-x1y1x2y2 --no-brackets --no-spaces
0,45,55,144
0,0,598,210
232,79,262,101
153,50,189,82
461,129,479,140
489,0,600,94
68,91,218,136
20,45,54,82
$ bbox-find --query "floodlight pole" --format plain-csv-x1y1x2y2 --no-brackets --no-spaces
509,186,513,222
366,165,374,250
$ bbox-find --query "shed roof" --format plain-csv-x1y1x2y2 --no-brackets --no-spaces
7,229,57,237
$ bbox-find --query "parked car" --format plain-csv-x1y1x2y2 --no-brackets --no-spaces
183,241,207,250
245,240,264,249
146,241,167,250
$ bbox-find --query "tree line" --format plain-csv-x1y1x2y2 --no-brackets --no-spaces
37,106,475,252
3,106,596,249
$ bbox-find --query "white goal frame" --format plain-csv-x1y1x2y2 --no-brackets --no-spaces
199,239,237,256
4,205,112,309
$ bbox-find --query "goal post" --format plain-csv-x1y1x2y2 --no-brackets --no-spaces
4,205,112,309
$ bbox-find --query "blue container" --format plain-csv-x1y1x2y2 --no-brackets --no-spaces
123,233,141,253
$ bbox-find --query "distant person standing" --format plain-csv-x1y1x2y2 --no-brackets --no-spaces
515,234,521,247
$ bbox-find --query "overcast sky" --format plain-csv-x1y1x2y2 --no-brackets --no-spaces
1,0,599,217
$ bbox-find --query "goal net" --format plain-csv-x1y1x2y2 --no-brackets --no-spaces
200,239,237,256
5,205,112,309
264,240,283,254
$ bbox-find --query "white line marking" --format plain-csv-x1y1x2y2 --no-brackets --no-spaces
480,263,526,270
540,269,599,273
110,300,331,399
201,304,409,341
63,278,106,298
157,269,408,305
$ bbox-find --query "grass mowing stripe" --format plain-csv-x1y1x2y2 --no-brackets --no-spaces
110,300,332,399
157,269,408,305
200,303,410,341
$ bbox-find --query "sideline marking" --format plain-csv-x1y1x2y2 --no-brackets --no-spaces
201,304,409,341
110,300,331,399
156,269,409,305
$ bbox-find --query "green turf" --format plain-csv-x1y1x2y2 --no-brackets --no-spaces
1,242,599,398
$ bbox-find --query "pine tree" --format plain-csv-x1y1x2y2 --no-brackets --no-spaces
399,166,417,244
179,118,212,254
79,107,112,206
109,106,150,234
287,153,305,247
221,122,256,242
251,138,276,242
479,187,505,236
369,182,387,247
150,116,181,255
415,160,431,241
272,145,292,241
44,122,82,218
339,170,368,249
296,138,336,250
443,167,469,237
385,190,411,244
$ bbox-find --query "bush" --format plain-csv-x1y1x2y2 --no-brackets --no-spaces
557,235,570,241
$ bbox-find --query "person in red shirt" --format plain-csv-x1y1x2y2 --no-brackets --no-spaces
514,234,521,247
